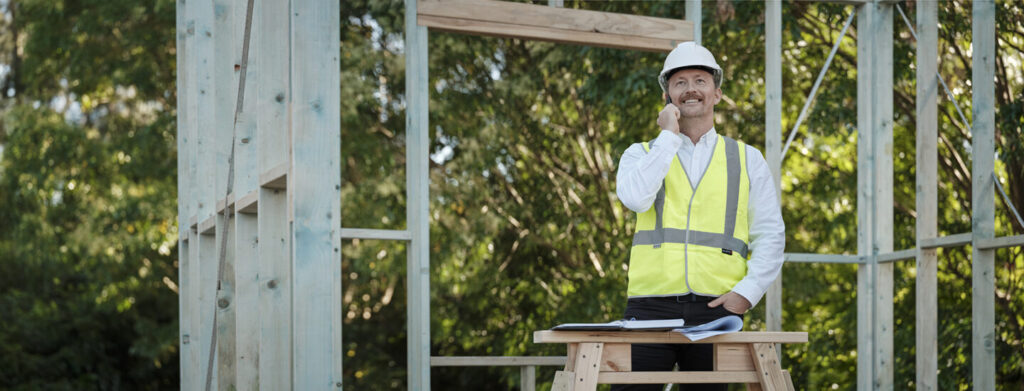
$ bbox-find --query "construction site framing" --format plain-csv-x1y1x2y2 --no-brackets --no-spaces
173,0,1021,389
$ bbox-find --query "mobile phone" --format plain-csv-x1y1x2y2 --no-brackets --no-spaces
665,94,673,105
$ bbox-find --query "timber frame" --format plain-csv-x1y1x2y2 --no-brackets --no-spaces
174,0,1020,389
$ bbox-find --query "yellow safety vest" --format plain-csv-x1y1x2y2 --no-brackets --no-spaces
627,135,751,298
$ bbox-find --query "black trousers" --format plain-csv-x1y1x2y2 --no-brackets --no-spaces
609,295,743,391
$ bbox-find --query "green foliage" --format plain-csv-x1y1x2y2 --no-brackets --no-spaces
0,0,179,389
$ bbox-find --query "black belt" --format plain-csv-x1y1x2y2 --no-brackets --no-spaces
629,294,714,303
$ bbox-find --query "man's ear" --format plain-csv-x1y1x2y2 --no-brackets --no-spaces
712,88,723,104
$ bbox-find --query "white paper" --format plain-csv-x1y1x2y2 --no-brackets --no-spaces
673,315,743,341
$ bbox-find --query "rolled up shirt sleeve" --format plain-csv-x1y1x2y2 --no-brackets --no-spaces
730,145,786,308
616,130,683,213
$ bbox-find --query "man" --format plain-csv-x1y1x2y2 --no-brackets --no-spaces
612,42,785,391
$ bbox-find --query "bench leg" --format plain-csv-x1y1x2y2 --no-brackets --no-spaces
746,370,793,391
749,343,788,390
551,370,574,391
570,342,603,391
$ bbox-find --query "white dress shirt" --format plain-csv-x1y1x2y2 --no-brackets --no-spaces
615,128,785,307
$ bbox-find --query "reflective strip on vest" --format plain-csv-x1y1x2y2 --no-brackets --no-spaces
631,136,748,258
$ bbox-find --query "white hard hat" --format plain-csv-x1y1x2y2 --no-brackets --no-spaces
658,42,722,92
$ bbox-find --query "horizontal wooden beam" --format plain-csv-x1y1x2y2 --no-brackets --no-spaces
597,370,761,384
236,190,258,214
418,0,692,52
877,248,917,263
784,252,863,264
260,162,288,190
341,228,412,241
216,193,235,215
199,215,217,235
976,234,1024,250
430,356,567,367
533,331,808,344
919,232,972,249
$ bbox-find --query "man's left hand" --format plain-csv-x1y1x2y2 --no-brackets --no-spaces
707,291,751,315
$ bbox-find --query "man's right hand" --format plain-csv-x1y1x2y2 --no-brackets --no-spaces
658,100,681,134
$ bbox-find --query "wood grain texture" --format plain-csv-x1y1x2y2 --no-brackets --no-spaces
915,1,938,389
570,343,602,391
216,215,237,391
418,15,684,53
971,2,996,390
254,0,291,388
289,0,343,387
419,0,692,40
406,0,432,388
749,343,788,390
715,343,755,371
764,0,783,342
597,371,759,384
175,0,194,385
599,343,630,372
534,331,808,344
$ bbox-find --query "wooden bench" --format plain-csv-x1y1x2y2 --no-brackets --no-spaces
533,330,808,391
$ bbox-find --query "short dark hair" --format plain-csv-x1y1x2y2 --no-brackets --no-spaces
664,66,721,88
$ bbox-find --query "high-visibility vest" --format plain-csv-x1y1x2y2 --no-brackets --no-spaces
627,135,750,298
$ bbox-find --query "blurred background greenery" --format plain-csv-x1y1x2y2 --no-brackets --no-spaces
0,0,1021,389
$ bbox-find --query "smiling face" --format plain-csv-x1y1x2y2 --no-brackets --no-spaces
665,67,722,120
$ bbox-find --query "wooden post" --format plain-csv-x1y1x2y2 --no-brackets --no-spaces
406,0,432,389
856,2,894,389
216,213,236,391
871,3,894,389
212,0,239,386
289,0,343,388
175,0,194,386
192,0,218,386
855,4,875,389
764,0,784,340
231,0,261,386
685,0,701,45
915,1,938,389
256,0,292,388
971,1,996,390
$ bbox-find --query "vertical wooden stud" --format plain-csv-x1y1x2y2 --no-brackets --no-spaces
256,0,292,387
175,0,194,386
216,214,237,391
855,4,876,389
406,0,432,389
857,3,894,389
193,0,217,386
971,1,996,390
289,0,343,388
764,0,784,340
231,0,260,387
915,1,939,389
871,3,895,390
685,0,701,45
212,0,238,386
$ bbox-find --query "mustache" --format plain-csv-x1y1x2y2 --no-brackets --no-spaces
680,92,703,101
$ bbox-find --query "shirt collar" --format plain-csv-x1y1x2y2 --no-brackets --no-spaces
681,128,718,147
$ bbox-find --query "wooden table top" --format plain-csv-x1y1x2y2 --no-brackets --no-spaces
533,330,808,344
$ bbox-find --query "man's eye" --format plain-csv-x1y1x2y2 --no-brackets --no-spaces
696,79,706,85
